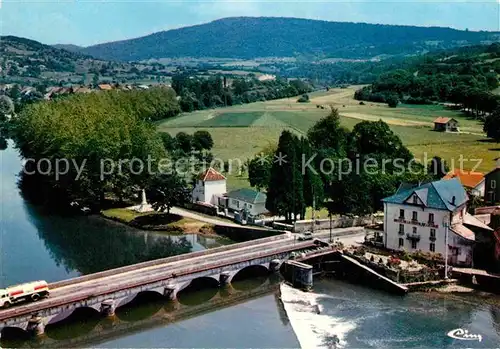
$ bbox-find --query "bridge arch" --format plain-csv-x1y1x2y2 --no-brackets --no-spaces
45,307,100,340
232,264,269,282
47,305,100,326
0,326,29,341
231,265,269,291
176,277,220,306
116,291,164,322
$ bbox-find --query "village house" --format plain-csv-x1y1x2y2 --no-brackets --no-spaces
97,83,114,91
443,169,485,197
433,117,459,132
224,188,268,217
381,178,491,266
484,166,500,204
191,167,226,206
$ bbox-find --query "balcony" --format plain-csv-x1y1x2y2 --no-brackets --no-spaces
429,236,436,242
398,230,405,236
406,233,421,242
393,217,438,228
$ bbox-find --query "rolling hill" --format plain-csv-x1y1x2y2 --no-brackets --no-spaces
79,17,499,62
0,36,172,86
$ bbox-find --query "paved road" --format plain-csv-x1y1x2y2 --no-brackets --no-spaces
0,236,311,320
0,227,363,321
170,207,246,228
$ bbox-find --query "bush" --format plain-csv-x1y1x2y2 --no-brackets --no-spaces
297,94,310,103
387,96,399,108
359,101,365,105
387,256,401,267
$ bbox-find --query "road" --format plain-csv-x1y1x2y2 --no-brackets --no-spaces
170,207,247,228
0,227,364,321
0,236,311,320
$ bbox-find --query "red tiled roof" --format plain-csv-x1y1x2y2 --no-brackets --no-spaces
434,117,452,124
198,167,226,181
98,84,113,90
443,169,484,189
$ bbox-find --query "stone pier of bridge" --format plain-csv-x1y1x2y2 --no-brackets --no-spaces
0,240,314,339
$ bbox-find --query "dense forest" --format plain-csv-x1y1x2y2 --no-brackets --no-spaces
171,74,312,112
353,43,500,115
79,17,498,61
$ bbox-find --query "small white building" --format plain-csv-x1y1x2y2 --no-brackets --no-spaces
226,188,268,217
381,178,492,266
191,167,226,206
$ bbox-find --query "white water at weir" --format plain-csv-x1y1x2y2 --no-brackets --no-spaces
279,283,357,349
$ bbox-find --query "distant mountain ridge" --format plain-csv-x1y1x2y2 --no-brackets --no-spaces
52,44,84,53
77,17,499,62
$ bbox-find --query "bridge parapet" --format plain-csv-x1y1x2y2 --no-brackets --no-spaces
50,234,289,290
0,239,316,338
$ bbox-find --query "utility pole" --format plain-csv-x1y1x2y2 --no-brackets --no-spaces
443,218,449,280
311,187,315,235
329,212,333,243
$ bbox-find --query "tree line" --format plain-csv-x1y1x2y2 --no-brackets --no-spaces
12,87,186,210
353,43,500,114
172,74,312,112
248,107,444,221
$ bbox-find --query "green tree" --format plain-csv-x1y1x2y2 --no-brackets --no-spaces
0,95,14,121
192,130,214,151
386,95,399,108
427,156,449,179
265,130,304,221
307,107,348,156
146,173,190,214
13,89,172,207
160,132,176,152
175,132,193,154
7,84,21,101
484,107,500,142
349,119,413,161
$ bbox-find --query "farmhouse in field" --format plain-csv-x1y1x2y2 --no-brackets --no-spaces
433,117,459,132
381,178,492,266
443,169,485,197
191,167,226,206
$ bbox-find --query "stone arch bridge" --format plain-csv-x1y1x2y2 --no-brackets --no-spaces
0,235,319,338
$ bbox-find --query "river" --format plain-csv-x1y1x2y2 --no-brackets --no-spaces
1,141,500,348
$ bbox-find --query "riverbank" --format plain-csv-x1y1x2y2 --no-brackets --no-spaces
101,207,221,237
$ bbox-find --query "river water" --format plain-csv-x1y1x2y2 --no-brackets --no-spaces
1,141,500,348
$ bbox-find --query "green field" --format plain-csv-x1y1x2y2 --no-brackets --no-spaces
158,87,496,190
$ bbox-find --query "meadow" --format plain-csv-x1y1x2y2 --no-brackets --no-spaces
158,87,497,191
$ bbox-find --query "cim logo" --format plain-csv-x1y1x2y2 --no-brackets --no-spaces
447,328,482,342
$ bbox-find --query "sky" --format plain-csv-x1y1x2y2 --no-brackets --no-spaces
1,0,499,47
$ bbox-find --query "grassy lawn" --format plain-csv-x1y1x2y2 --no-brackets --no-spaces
158,86,497,186
101,207,156,223
199,111,262,127
101,207,201,228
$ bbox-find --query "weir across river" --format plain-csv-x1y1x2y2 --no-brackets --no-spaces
0,234,320,337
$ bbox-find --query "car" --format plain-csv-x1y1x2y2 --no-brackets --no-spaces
298,232,313,241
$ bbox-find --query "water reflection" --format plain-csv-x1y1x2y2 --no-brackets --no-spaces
45,308,101,340
0,277,279,349
116,292,165,322
23,203,193,274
